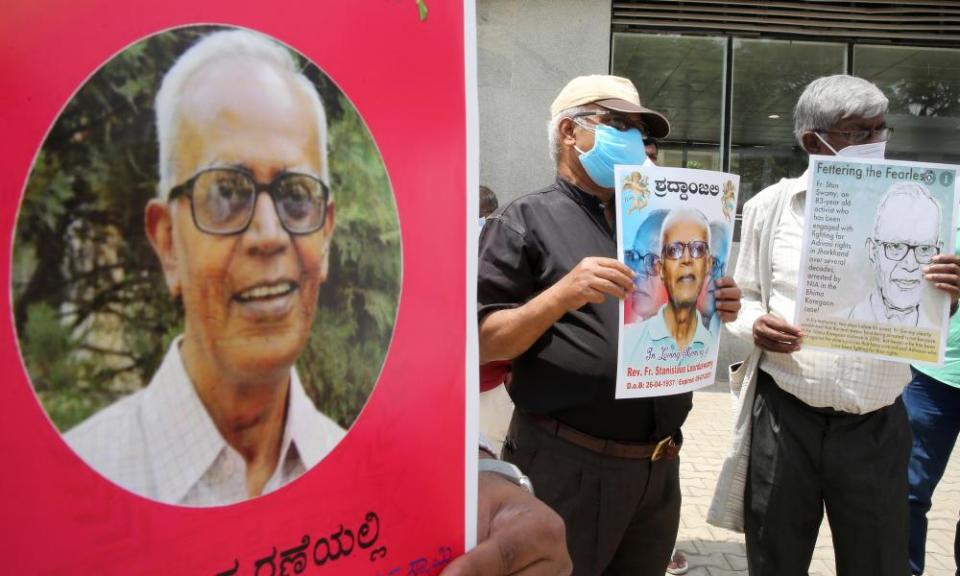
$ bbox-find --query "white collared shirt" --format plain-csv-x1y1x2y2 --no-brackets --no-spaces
65,337,345,506
729,173,911,414
624,304,715,367
847,289,933,329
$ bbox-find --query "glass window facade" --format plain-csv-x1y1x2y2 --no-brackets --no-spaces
855,45,960,165
730,39,845,211
612,33,960,215
612,33,726,171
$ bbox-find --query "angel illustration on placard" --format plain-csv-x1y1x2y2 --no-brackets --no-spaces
721,179,736,222
623,171,651,215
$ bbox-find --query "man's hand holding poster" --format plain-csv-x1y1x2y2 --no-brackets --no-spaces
796,156,959,364
614,165,739,398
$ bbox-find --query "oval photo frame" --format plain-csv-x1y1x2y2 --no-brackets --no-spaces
11,24,400,507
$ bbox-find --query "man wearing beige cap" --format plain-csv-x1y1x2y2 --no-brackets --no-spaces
477,75,741,575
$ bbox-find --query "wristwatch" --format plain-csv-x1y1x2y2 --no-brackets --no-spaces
478,458,535,495
479,435,498,459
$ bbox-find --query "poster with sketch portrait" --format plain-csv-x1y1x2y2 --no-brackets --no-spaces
614,165,739,398
0,1,477,574
796,156,958,365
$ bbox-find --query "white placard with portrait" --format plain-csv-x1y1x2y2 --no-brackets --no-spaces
614,165,739,398
795,156,958,365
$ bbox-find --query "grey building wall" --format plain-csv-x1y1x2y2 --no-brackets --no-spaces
478,0,611,202
477,0,750,385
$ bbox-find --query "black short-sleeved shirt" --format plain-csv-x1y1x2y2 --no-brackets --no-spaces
478,176,692,442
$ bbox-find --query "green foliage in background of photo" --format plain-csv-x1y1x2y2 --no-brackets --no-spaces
13,27,400,432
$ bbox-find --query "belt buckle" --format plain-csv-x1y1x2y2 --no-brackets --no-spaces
651,435,673,461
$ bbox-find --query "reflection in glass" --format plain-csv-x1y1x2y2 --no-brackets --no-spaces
610,33,960,219
612,33,725,169
855,45,960,165
730,39,845,210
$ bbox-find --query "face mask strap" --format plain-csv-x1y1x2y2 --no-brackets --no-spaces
571,116,596,157
814,131,839,155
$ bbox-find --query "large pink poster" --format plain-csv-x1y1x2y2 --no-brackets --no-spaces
0,1,475,573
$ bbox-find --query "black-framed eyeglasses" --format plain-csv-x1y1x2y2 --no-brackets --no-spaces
662,241,709,261
815,127,893,145
871,238,940,264
570,110,648,135
168,167,330,236
625,250,659,276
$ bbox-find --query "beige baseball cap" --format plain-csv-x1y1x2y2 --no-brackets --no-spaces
550,75,670,139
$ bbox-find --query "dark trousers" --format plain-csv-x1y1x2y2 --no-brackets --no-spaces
745,370,912,576
903,367,960,575
503,410,681,576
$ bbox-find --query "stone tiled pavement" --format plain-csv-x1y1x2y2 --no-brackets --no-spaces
479,386,960,575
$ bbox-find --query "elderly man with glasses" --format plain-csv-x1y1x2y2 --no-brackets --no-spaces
710,74,960,576
699,220,731,335
624,209,667,324
623,209,715,367
478,75,741,575
846,182,942,329
65,30,345,507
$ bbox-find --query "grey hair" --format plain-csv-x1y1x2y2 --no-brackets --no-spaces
660,208,711,253
873,182,941,239
793,75,888,147
632,209,668,253
479,185,498,216
154,29,329,199
546,105,594,164
709,220,730,254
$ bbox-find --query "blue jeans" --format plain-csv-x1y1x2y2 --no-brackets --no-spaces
903,367,960,575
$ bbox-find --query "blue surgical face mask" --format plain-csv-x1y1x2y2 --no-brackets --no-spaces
574,123,648,189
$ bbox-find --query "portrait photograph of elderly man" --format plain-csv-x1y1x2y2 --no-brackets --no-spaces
12,27,400,506
844,181,943,328
623,208,716,366
624,209,668,324
699,220,731,335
